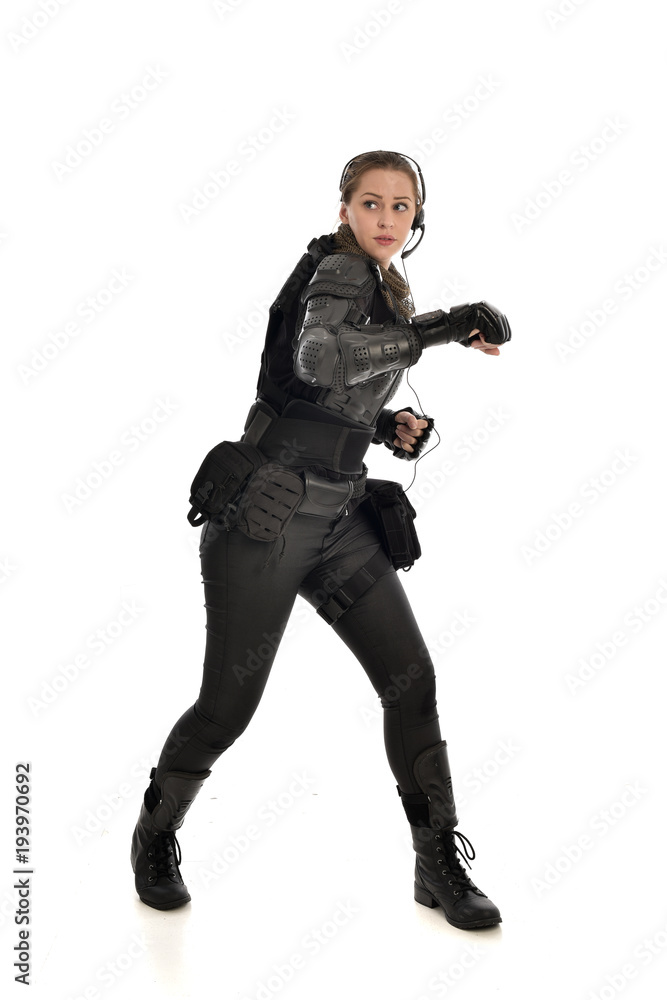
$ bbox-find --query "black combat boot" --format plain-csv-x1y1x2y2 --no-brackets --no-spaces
130,766,211,910
397,740,501,930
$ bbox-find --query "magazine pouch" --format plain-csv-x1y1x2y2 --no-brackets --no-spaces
234,465,305,541
364,478,421,571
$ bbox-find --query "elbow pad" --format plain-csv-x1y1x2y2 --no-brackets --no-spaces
295,322,422,387
336,324,422,386
294,253,422,388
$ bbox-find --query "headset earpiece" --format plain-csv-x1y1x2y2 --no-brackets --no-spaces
411,206,425,232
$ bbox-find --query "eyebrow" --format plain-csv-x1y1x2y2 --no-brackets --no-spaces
360,191,413,201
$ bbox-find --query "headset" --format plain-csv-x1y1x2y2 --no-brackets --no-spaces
338,151,426,258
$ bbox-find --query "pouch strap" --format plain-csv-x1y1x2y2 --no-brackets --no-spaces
316,548,391,625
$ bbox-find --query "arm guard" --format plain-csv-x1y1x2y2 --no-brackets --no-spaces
373,406,435,461
293,256,512,391
293,254,423,388
412,300,512,348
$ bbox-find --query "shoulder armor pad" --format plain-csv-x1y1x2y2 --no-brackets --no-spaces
301,253,376,303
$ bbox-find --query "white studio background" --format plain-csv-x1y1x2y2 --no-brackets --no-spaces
2,1,666,998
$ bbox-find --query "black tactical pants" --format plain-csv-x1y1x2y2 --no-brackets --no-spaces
153,490,443,794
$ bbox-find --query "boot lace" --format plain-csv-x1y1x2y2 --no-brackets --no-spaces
146,831,182,884
433,830,478,894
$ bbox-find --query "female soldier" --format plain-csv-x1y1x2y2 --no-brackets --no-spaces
130,150,511,930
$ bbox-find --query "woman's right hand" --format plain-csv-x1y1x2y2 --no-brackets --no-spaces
468,329,501,356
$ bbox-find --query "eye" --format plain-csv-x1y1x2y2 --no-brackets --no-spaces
394,203,408,212
363,200,378,209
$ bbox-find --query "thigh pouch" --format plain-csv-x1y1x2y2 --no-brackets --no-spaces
362,478,421,571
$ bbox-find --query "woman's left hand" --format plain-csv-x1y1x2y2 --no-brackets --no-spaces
469,329,502,355
393,411,429,453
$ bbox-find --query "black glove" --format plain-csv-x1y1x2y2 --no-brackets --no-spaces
373,406,434,461
412,301,511,349
462,301,512,347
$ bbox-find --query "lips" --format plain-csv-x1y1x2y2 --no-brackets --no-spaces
374,237,395,245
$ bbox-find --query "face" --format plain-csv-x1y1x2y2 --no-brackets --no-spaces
339,167,417,269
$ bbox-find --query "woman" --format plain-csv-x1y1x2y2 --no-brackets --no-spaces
130,150,511,930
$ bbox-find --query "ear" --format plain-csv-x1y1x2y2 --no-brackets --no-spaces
339,203,349,224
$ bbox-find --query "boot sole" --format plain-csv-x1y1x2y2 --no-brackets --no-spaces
137,892,191,911
414,882,502,929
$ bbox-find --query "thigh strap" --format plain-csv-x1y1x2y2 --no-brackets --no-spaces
316,548,391,626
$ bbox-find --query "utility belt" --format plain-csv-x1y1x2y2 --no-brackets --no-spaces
186,406,421,570
186,438,367,537
242,397,374,475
